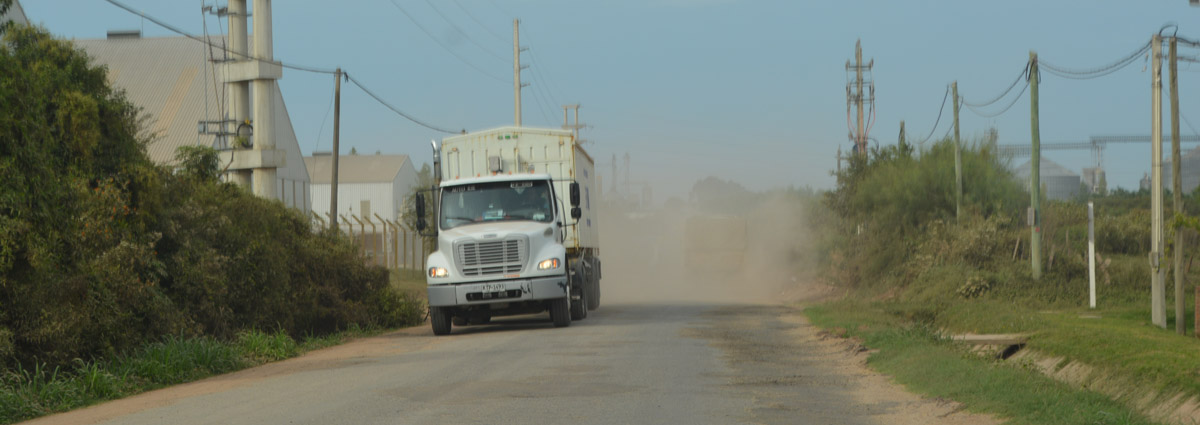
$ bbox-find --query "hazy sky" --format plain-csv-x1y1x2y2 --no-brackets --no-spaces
19,0,1200,200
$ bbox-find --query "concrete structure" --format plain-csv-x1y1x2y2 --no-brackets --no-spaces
1,0,27,26
1162,146,1200,194
1014,158,1081,201
211,0,283,200
306,153,418,224
75,34,311,211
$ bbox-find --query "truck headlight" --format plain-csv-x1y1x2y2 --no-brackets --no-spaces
428,267,449,278
537,258,561,270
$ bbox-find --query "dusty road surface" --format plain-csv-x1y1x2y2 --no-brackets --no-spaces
26,302,994,425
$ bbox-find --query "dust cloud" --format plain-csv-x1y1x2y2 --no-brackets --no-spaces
597,179,828,306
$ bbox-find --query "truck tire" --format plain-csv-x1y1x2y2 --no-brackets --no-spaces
550,296,571,328
431,308,452,335
571,287,588,321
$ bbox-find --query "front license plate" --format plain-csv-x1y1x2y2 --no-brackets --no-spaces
478,283,506,292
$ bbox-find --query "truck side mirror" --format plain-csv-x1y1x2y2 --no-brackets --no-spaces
571,207,582,220
569,182,580,207
415,193,427,231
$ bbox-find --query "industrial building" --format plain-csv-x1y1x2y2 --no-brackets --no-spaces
74,33,312,212
1013,158,1081,201
1,0,26,26
306,153,422,267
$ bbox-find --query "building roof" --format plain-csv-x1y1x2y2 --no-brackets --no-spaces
305,154,412,184
1014,157,1079,178
74,36,227,164
2,0,27,26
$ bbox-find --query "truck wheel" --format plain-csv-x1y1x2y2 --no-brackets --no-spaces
431,308,452,335
571,287,588,321
550,296,571,328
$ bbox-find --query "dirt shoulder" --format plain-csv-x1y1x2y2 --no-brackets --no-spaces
687,303,998,425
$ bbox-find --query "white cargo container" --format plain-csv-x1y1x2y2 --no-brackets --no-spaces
418,126,602,335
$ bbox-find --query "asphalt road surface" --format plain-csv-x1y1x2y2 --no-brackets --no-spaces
27,303,993,425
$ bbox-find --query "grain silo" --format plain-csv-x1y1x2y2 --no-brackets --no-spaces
1013,158,1081,201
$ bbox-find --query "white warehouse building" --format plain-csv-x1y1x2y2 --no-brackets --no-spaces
306,153,419,227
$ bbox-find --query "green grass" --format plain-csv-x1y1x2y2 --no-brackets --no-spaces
806,300,1164,425
391,268,428,301
0,328,386,424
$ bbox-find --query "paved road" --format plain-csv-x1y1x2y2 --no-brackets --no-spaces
29,303,990,425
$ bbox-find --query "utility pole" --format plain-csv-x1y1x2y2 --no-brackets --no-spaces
845,40,874,156
1029,52,1043,280
562,104,585,142
898,120,906,150
331,68,342,230
1151,34,1167,328
1171,36,1184,334
513,19,528,127
953,81,962,221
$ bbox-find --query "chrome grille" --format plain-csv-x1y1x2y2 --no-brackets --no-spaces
456,237,527,276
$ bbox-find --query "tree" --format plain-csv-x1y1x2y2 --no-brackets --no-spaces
0,24,165,365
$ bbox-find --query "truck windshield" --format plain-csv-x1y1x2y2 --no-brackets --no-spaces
440,180,554,229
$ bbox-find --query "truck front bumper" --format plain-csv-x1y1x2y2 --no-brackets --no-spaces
427,275,568,308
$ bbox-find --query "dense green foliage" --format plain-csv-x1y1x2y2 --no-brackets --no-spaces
0,25,421,372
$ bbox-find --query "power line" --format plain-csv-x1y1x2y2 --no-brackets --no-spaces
451,0,508,43
345,73,463,134
962,64,1028,107
964,79,1028,118
1040,41,1150,80
386,0,509,84
919,86,950,146
422,0,508,62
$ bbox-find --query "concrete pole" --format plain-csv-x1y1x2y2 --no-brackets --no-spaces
952,81,962,221
1151,34,1167,328
856,40,865,155
251,0,276,200
331,69,342,230
513,19,521,127
226,0,251,187
1029,52,1043,280
1089,201,1097,308
1171,37,1184,334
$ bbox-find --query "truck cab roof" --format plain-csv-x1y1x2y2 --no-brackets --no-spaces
441,173,554,187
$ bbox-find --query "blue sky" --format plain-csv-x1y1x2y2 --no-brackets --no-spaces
19,0,1200,200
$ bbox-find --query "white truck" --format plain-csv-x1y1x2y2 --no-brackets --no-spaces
416,126,601,335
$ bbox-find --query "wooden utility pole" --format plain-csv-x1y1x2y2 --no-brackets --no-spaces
1171,37,1185,334
330,68,342,230
953,81,962,221
1152,34,1167,328
1029,52,1042,280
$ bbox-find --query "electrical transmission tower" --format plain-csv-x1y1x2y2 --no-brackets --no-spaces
845,39,875,156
